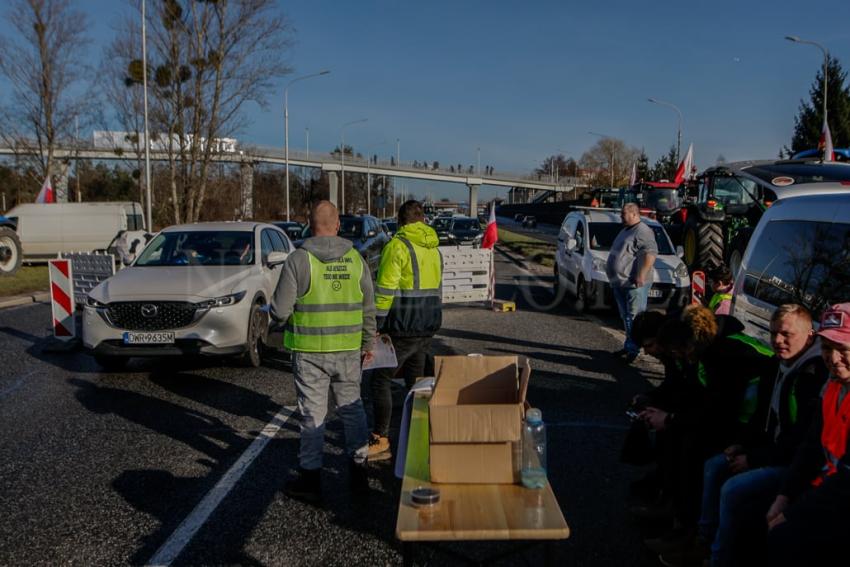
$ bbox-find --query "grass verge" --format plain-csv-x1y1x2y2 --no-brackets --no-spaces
0,266,49,297
497,228,556,267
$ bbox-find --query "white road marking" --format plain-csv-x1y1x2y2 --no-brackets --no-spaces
147,405,298,567
0,370,36,400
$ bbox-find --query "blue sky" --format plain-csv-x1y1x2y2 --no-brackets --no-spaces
3,0,850,201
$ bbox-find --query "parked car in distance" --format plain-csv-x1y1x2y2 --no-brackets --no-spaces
731,192,850,346
522,215,538,228
272,221,303,242
297,214,388,274
446,216,483,247
83,222,293,370
432,216,454,245
554,209,690,313
382,219,398,237
5,202,145,262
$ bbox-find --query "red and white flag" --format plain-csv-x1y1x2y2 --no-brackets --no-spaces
819,117,835,162
629,162,637,187
481,201,498,249
35,176,55,203
674,143,694,185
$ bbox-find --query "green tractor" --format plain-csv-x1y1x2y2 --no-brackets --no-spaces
679,159,850,275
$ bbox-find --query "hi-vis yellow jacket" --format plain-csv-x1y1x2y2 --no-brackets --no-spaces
375,221,442,336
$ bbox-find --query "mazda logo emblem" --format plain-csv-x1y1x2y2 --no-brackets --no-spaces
140,304,158,318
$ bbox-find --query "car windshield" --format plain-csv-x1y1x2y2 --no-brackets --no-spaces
338,218,365,238
135,231,255,266
645,189,682,212
587,222,674,255
451,219,480,231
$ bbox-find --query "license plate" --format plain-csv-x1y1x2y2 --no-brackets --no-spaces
123,331,176,344
648,289,663,298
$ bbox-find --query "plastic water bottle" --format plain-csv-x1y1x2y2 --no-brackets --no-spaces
521,408,547,489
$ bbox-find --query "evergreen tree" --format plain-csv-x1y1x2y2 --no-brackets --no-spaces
636,149,650,182
789,56,850,154
650,145,678,180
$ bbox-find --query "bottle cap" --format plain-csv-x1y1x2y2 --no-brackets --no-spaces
411,486,440,506
526,408,543,424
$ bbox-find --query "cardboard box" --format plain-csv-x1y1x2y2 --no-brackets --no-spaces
429,355,530,443
428,355,530,483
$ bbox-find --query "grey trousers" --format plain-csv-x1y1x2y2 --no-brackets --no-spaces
292,350,369,470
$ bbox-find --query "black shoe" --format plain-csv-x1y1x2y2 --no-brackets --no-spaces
349,460,369,495
284,467,321,503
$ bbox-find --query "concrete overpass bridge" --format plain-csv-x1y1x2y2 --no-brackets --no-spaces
0,142,587,214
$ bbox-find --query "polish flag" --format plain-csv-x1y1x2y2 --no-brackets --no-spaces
35,176,55,203
480,201,498,249
674,143,694,185
819,117,835,162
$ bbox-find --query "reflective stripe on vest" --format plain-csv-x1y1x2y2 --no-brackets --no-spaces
729,333,774,423
284,248,364,352
814,379,850,486
708,292,733,312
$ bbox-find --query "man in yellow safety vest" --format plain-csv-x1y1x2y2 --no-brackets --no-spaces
271,200,376,502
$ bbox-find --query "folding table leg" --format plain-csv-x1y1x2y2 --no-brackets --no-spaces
402,542,414,567
544,541,555,567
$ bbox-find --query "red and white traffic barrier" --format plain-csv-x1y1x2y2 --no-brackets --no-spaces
691,270,706,306
49,259,75,339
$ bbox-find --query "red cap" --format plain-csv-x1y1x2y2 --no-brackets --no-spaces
817,303,850,345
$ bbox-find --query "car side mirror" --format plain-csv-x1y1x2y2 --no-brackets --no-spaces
266,251,288,268
566,237,577,251
676,245,684,258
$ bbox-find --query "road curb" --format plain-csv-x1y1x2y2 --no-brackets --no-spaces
0,290,50,310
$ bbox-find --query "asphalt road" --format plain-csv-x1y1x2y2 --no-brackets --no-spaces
0,249,667,566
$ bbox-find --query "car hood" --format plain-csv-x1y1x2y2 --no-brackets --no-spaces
588,251,688,286
91,265,255,303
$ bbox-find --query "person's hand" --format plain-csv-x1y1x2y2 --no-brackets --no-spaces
640,407,668,431
766,495,789,530
634,273,646,287
361,350,374,367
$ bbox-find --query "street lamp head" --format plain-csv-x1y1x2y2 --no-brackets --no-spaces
785,35,801,43
319,70,331,75
647,97,657,103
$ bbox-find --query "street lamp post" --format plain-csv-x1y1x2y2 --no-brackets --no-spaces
396,138,400,167
786,35,829,153
340,118,368,214
141,0,152,230
647,98,683,166
305,128,310,159
285,70,330,221
477,147,481,175
588,131,616,187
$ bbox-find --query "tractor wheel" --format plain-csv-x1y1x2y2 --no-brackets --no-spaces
0,227,22,277
683,220,723,270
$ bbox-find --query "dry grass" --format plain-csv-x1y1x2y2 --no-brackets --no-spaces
496,228,556,267
0,266,49,297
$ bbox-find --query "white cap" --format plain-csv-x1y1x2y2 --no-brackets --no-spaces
526,408,542,424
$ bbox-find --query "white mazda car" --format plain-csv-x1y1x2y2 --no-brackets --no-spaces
83,222,291,369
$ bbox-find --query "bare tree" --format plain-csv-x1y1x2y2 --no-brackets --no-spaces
110,0,293,224
0,0,92,185
580,138,640,188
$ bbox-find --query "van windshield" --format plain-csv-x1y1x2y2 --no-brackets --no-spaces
742,220,850,318
135,231,255,266
588,222,674,255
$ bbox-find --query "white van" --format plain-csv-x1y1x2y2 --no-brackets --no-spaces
731,192,850,345
4,202,145,261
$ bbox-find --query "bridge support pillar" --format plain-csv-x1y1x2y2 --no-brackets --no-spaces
240,161,254,219
467,184,479,217
327,171,339,207
55,160,70,203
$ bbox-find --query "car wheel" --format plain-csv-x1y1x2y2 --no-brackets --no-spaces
94,354,128,371
553,265,565,305
0,227,22,277
572,277,588,314
242,302,265,368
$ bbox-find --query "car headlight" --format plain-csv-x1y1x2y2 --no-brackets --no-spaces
674,263,689,278
592,257,606,272
447,234,456,239
197,290,247,309
86,296,107,308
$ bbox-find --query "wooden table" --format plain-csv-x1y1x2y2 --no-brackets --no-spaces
395,394,570,565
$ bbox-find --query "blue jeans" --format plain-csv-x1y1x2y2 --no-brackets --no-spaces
611,284,650,355
697,453,786,567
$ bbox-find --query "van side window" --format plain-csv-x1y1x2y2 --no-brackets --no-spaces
742,219,850,318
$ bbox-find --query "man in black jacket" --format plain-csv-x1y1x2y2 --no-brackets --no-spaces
694,304,827,567
767,303,850,567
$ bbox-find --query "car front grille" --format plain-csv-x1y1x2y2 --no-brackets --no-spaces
105,301,199,331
